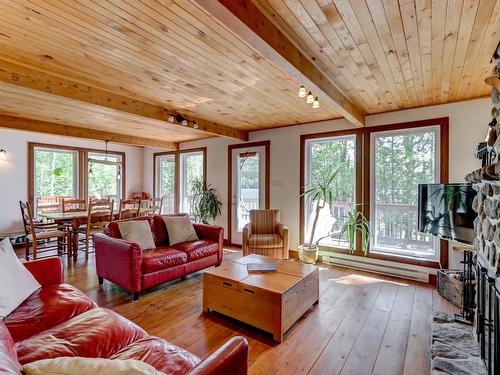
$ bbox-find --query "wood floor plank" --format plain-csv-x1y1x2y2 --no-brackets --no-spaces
372,282,416,375
402,283,433,375
22,247,454,375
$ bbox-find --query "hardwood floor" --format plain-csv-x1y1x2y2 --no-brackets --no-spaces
56,248,456,375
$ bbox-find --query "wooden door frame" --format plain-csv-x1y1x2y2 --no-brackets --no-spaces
227,141,270,244
153,147,207,213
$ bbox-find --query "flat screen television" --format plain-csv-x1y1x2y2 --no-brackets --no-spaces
417,183,477,244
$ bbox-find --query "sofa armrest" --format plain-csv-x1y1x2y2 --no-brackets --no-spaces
23,257,63,286
277,223,289,259
193,224,224,265
94,234,143,292
187,336,248,375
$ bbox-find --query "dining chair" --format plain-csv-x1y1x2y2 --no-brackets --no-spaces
62,198,87,213
19,201,71,264
118,198,141,219
139,198,155,216
77,198,114,260
153,196,165,215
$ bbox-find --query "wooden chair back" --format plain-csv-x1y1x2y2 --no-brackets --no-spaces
62,198,87,213
36,195,61,215
153,196,165,215
118,198,141,219
87,198,114,228
139,198,155,216
19,201,36,238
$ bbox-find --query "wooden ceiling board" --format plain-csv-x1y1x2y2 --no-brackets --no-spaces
255,0,497,113
0,0,339,136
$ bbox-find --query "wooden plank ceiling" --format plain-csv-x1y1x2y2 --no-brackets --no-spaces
0,0,497,146
254,0,499,113
0,0,338,146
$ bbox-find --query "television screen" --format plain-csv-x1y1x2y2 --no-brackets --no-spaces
417,183,477,244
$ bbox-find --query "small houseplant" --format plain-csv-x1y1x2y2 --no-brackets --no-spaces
299,166,340,264
341,207,370,256
191,179,222,224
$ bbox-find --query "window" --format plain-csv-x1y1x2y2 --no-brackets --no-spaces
156,154,176,214
304,136,356,248
153,148,206,216
87,152,123,201
300,118,448,267
371,127,440,260
179,151,205,215
29,143,125,215
34,147,78,215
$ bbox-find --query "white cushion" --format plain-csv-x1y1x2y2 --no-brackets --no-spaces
163,216,199,246
23,357,165,375
0,238,41,318
117,221,156,250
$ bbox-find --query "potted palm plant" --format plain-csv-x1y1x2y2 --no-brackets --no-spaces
299,166,341,264
191,179,223,224
341,207,370,256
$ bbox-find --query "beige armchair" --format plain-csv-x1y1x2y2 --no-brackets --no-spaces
242,209,289,259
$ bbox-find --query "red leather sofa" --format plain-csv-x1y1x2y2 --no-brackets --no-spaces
95,214,223,301
0,257,248,375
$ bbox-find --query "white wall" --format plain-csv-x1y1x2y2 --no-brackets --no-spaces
147,98,489,268
0,128,144,235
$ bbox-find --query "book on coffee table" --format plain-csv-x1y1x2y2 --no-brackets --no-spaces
246,262,277,273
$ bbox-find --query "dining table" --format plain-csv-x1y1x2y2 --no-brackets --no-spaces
39,211,119,259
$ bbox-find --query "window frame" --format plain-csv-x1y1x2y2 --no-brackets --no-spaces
28,142,126,211
153,147,207,214
303,134,358,249
300,117,449,269
369,125,441,261
86,151,124,202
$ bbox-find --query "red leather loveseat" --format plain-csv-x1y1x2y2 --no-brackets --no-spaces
95,214,223,300
0,257,248,375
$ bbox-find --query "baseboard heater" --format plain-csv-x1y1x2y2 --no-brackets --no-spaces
320,252,430,283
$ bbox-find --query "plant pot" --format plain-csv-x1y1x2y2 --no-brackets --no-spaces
298,244,319,264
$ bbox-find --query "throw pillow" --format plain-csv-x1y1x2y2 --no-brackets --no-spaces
163,216,198,246
23,357,165,375
0,238,41,319
117,221,156,250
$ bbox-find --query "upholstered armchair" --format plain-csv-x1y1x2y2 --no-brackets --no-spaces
242,209,289,259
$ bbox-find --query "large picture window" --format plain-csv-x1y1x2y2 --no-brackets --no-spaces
29,143,125,215
153,148,206,216
300,118,448,267
370,127,440,260
304,136,356,248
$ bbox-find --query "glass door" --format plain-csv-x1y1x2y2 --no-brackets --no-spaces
231,145,267,244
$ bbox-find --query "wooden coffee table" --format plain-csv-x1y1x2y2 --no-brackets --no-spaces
203,254,319,342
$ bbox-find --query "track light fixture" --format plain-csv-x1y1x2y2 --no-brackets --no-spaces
0,149,6,160
298,85,306,97
306,91,314,104
167,115,175,123
192,121,199,129
312,97,319,109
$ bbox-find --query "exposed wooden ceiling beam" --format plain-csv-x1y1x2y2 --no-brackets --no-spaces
0,59,248,141
193,0,365,127
0,115,177,150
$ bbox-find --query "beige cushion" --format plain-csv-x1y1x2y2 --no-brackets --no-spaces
248,234,283,248
23,357,165,375
163,216,198,246
118,221,156,250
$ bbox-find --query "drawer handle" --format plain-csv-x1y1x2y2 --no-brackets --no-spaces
222,281,232,287
244,288,255,294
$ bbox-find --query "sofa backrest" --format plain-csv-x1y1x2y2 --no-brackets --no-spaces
105,214,189,247
0,320,21,374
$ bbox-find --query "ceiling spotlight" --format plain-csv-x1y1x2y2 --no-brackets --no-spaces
312,97,319,109
0,149,6,160
167,115,175,123
181,119,188,126
306,91,314,104
298,85,306,97
192,121,199,129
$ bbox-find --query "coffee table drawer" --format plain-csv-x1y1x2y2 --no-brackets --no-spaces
204,273,239,291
